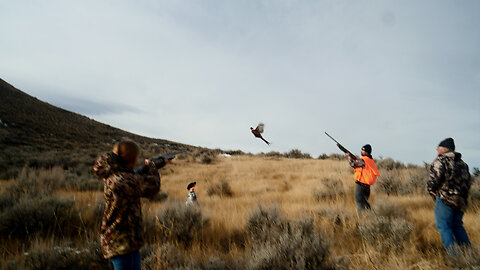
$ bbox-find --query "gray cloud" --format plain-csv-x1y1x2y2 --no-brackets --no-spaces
0,0,479,168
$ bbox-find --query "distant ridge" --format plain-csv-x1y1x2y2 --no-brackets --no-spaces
0,78,189,177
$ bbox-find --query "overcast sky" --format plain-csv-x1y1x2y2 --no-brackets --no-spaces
1,1,479,168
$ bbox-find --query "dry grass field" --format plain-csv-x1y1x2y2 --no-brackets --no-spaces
1,154,479,269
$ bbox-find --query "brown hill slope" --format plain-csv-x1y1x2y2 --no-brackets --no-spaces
0,78,190,177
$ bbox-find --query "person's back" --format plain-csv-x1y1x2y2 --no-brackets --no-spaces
427,137,472,255
430,151,471,212
93,140,162,269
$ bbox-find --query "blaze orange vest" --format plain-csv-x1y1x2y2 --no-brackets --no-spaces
354,156,380,185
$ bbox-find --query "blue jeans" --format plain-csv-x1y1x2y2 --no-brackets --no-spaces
434,197,471,254
110,250,141,270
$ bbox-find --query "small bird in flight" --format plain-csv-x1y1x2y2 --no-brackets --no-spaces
250,123,270,145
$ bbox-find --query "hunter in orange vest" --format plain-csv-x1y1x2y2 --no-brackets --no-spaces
346,144,380,211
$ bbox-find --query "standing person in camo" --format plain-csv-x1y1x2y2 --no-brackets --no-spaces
93,140,167,270
427,138,472,255
346,144,380,211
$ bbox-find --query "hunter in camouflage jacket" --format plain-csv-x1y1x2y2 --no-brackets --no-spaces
93,152,161,259
427,150,472,212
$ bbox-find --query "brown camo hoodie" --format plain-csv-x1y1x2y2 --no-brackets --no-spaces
93,152,160,259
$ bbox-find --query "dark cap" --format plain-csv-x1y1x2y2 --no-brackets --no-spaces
187,182,197,190
362,144,372,154
439,138,455,151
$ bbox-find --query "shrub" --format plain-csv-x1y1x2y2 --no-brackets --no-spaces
374,169,427,196
468,181,480,206
449,246,480,269
187,149,219,164
6,166,65,198
313,178,346,201
201,152,216,164
222,150,245,156
142,243,187,270
149,191,169,202
0,191,15,211
357,214,414,253
207,180,233,197
245,206,344,269
19,240,110,270
373,198,409,220
142,244,240,270
200,257,229,270
328,153,345,160
317,208,352,228
406,167,428,194
156,203,207,248
473,167,480,177
284,149,312,159
374,171,403,196
246,205,286,244
0,196,81,239
264,151,283,158
376,158,405,170
317,153,329,160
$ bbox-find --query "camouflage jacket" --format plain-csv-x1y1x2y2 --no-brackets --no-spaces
427,151,471,212
93,153,160,259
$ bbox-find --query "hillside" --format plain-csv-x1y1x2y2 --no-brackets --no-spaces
0,78,190,178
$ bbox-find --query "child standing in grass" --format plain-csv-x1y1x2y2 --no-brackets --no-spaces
93,140,167,269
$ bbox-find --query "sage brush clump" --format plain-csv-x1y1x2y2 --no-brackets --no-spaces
313,178,346,201
156,203,207,248
246,205,343,270
357,214,414,253
207,180,233,197
16,240,109,270
0,196,81,239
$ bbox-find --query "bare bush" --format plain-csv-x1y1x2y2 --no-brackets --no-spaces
374,171,403,196
264,151,283,158
317,153,329,160
207,180,233,197
376,158,405,170
374,169,426,196
317,208,352,228
449,246,480,269
142,243,187,270
406,167,428,194
313,178,346,201
0,196,81,239
0,191,14,211
245,205,344,270
246,205,286,244
187,149,219,164
17,240,109,270
284,149,312,159
5,166,65,199
328,153,345,160
149,191,169,202
373,198,409,220
156,203,208,248
357,214,414,253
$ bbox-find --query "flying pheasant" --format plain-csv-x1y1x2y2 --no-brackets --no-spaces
250,123,270,145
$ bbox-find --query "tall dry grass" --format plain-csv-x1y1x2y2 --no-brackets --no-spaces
1,155,479,269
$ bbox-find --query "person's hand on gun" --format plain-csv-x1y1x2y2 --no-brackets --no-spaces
145,157,168,167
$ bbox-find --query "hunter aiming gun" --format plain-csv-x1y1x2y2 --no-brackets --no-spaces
325,132,357,160
134,149,188,173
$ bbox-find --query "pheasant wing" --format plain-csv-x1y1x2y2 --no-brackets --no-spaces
255,123,265,134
